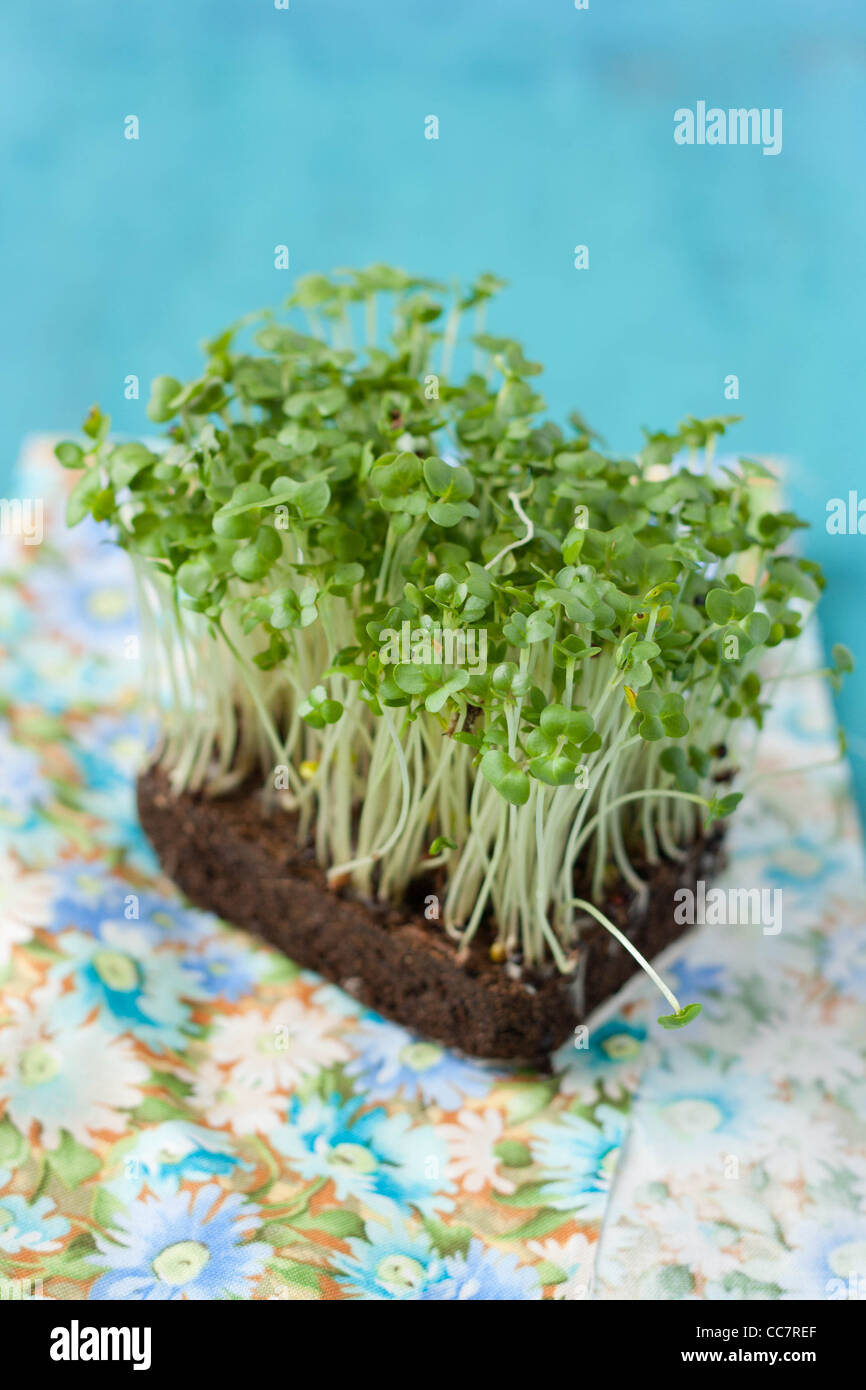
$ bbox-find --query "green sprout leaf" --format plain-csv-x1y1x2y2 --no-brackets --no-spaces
831,643,854,680
177,559,213,599
55,440,85,469
480,749,530,805
147,375,182,423
704,792,743,826
300,684,343,728
657,1003,702,1030
429,835,457,855
66,465,102,527
635,691,689,741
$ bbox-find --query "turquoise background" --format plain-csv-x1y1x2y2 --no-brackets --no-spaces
1,0,864,813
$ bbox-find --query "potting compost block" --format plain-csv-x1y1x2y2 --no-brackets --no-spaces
0,437,863,1302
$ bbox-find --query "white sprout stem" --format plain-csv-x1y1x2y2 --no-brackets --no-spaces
325,708,412,884
568,897,682,1015
484,490,534,571
571,788,713,867
139,540,738,969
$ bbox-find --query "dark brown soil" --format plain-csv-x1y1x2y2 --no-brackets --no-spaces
137,767,723,1066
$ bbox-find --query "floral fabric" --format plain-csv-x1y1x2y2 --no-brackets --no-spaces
593,646,866,1300
0,438,863,1301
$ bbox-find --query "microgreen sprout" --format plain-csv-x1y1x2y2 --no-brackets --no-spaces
60,266,847,1027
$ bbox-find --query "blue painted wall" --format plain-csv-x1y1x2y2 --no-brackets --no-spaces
2,0,864,810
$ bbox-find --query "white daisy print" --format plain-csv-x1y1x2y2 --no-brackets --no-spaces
191,1060,285,1134
742,994,858,1091
528,1231,597,1299
0,854,53,965
438,1106,516,1194
207,996,350,1090
0,994,149,1147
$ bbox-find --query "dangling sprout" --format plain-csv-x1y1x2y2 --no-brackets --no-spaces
58,266,850,1029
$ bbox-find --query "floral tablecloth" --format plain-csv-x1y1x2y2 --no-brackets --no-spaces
0,437,864,1301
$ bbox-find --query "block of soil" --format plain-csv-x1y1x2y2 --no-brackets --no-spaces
137,766,723,1067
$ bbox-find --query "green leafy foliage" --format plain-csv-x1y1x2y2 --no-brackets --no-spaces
58,265,843,987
